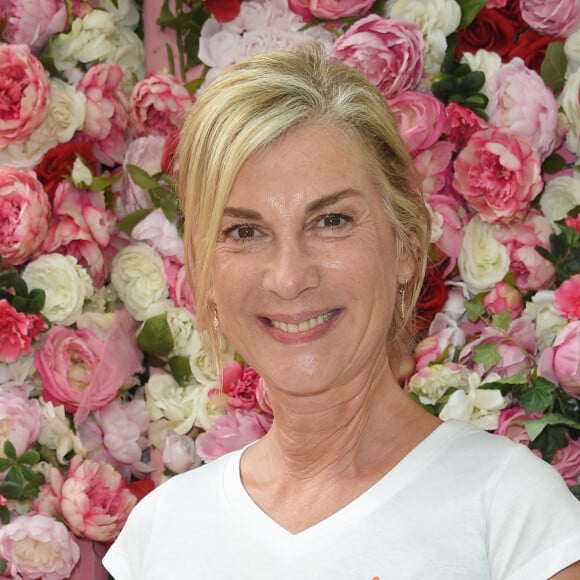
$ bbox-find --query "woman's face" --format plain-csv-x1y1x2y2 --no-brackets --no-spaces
211,122,413,394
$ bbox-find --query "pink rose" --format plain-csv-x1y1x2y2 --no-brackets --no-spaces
539,320,580,397
483,281,524,318
331,15,424,99
489,58,561,160
289,0,374,20
414,141,454,196
554,275,580,319
520,0,580,37
494,406,543,447
414,315,466,370
40,180,113,287
452,127,543,224
495,210,555,291
128,73,194,138
444,102,489,152
0,513,80,580
196,408,273,462
35,310,143,425
0,388,41,457
58,456,137,542
164,256,195,314
0,43,49,145
0,299,46,363
551,435,580,485
459,315,537,378
388,91,446,154
0,0,67,52
78,63,129,166
566,215,580,233
222,361,262,411
0,167,51,266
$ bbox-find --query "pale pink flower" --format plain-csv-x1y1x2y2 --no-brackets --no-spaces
0,0,67,52
0,167,51,266
0,388,41,457
289,0,374,20
0,299,46,363
35,310,143,425
164,257,195,314
554,275,580,319
520,0,580,37
495,210,555,291
494,406,543,448
414,141,454,196
389,91,446,154
161,432,200,474
566,215,580,233
444,102,489,152
78,62,129,166
551,435,580,485
414,314,466,370
128,73,194,138
489,58,561,160
196,408,273,462
0,43,49,145
452,127,543,224
483,281,524,318
0,513,80,580
131,209,184,261
58,456,137,542
331,15,424,99
459,315,537,379
539,320,580,397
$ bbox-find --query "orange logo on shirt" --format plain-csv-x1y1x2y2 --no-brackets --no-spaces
371,577,380,580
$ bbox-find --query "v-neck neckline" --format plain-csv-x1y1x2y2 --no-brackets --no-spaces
222,419,469,553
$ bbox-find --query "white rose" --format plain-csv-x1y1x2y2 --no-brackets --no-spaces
390,0,461,73
524,290,567,350
71,157,94,188
52,10,117,71
461,49,502,99
0,122,57,169
565,28,580,74
99,0,140,28
21,254,94,326
110,242,168,321
46,79,87,144
164,307,205,358
105,27,146,92
539,176,580,228
408,363,470,404
145,373,198,435
191,340,235,387
161,432,201,473
189,382,226,431
38,402,85,463
561,69,580,154
458,215,510,295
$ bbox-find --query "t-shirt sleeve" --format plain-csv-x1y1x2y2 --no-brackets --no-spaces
486,442,580,580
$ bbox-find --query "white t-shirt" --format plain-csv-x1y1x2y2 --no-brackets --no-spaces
103,420,580,579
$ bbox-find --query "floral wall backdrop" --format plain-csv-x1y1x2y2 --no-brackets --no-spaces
0,0,580,577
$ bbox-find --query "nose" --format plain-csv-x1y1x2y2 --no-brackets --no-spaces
261,236,320,300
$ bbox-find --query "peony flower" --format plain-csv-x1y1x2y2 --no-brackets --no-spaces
131,209,184,261
35,310,143,424
110,242,169,321
488,58,561,160
520,0,580,37
0,513,80,580
452,127,543,224
0,43,50,145
388,90,446,154
483,281,524,319
196,408,273,462
0,299,46,364
538,320,580,398
289,0,374,20
0,388,41,457
21,253,94,326
0,167,51,266
554,275,580,319
164,257,196,314
161,432,201,474
444,102,488,152
331,15,424,99
414,141,454,196
58,456,137,542
220,361,262,410
128,73,194,138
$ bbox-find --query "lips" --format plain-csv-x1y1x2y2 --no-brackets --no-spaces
268,310,337,334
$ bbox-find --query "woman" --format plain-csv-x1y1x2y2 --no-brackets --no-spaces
104,43,580,579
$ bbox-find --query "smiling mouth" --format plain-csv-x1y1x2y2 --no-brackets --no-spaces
268,311,337,334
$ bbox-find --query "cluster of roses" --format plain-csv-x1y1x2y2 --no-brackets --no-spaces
1,0,580,577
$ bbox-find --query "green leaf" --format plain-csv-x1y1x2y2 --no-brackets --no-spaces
3,440,17,460
457,0,488,29
471,343,501,372
542,153,567,174
137,313,174,357
27,288,46,313
169,356,193,386
458,71,485,94
541,41,567,91
21,465,43,485
0,268,19,288
517,377,554,414
87,173,121,192
127,164,161,190
117,208,153,236
5,466,23,488
570,485,580,501
465,294,485,321
0,505,10,525
0,558,6,575
491,311,512,332
0,481,20,500
520,413,580,442
528,425,568,463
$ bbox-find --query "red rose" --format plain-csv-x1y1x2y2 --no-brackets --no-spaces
127,478,156,502
495,0,528,34
415,264,448,333
456,7,516,60
36,142,97,198
203,0,241,22
507,29,564,75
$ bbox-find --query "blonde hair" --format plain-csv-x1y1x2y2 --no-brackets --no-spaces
177,42,431,374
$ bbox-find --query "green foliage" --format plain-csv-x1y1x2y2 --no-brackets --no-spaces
516,377,555,414
491,311,512,332
0,440,46,507
535,220,580,282
541,42,567,91
465,293,486,321
471,343,500,372
169,356,194,386
456,0,488,29
137,313,174,358
0,258,46,315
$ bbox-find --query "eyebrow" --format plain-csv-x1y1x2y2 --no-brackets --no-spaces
222,189,362,220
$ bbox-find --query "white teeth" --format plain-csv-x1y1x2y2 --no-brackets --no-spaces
270,312,334,333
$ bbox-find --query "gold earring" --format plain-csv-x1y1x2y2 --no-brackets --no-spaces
400,285,406,319
212,310,219,329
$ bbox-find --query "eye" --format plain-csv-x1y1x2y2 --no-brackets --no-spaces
223,223,259,241
317,213,351,229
